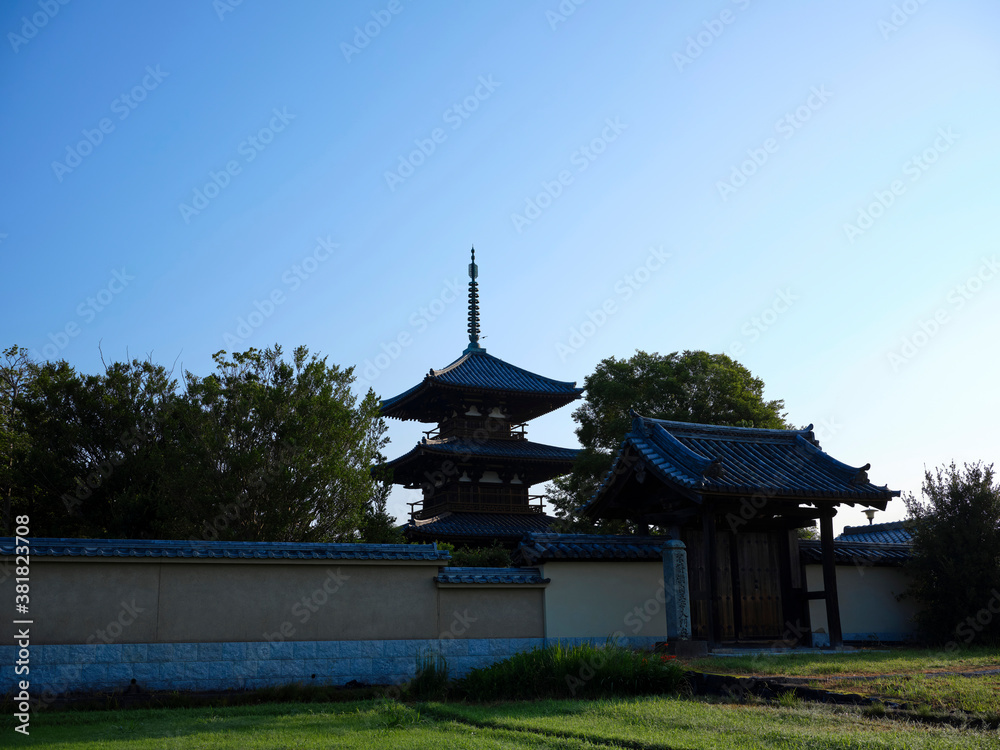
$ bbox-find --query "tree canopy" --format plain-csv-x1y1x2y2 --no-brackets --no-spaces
1,344,393,542
549,350,789,530
904,461,1000,646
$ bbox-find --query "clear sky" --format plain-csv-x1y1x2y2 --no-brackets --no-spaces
3,1,998,534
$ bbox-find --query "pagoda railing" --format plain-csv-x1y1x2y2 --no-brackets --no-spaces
409,494,546,521
423,420,528,441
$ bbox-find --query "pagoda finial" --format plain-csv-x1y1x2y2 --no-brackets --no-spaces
464,246,485,353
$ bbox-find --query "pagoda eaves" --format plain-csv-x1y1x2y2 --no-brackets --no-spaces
379,348,582,423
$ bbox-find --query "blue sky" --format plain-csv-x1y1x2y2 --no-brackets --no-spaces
3,0,998,533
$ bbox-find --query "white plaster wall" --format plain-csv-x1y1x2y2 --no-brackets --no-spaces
805,564,918,641
540,561,667,640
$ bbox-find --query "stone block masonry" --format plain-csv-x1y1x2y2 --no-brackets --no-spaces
0,636,661,697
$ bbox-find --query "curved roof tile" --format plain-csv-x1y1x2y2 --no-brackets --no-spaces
381,350,582,420
435,567,549,585
0,537,451,561
591,415,899,506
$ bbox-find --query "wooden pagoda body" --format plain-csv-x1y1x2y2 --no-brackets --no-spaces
380,250,582,547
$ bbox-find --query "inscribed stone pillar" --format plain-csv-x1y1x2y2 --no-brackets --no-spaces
662,540,692,640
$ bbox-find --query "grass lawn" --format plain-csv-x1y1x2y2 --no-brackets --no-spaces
684,646,1000,715
685,646,1000,677
2,695,998,750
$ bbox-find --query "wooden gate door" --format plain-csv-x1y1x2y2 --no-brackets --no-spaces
683,530,735,641
733,531,784,639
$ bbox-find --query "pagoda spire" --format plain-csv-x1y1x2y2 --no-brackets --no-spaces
465,246,485,353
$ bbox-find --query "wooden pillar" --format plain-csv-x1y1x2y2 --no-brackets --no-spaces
819,513,843,648
728,532,743,641
777,529,795,644
702,509,721,648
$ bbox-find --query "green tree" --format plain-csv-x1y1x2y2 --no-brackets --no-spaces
12,355,180,538
177,345,389,543
904,462,1000,645
356,464,404,543
1,346,34,535
2,344,393,542
549,350,788,530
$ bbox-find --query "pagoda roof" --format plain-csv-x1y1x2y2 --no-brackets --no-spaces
586,414,900,519
383,437,579,487
404,510,557,544
380,349,582,422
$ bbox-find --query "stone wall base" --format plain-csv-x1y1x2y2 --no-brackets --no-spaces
2,636,662,697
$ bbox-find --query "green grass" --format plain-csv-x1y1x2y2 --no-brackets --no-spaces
687,646,1000,677
3,695,998,750
429,696,1000,749
0,700,599,749
453,640,685,700
821,673,1000,715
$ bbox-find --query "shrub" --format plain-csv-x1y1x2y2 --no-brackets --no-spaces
452,641,685,701
905,461,1000,645
406,652,449,701
447,541,512,568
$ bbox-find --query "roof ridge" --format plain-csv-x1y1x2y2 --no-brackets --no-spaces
842,520,909,533
643,416,812,436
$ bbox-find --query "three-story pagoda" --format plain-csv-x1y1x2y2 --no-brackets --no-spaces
380,249,582,547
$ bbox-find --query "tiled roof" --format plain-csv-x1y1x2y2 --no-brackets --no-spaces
381,350,582,420
837,521,912,545
0,537,450,561
511,533,912,567
406,511,557,539
435,567,549,585
591,415,900,508
513,533,668,564
386,437,579,466
799,539,912,566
